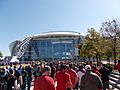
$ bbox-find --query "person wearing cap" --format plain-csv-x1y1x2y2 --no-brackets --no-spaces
34,65,56,90
80,65,103,90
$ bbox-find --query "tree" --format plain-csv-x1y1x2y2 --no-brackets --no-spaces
0,51,3,57
80,28,103,64
101,19,120,68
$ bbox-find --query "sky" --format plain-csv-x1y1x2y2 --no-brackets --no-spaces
0,0,120,56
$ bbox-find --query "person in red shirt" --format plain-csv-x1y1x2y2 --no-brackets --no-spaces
55,64,72,90
92,66,101,77
67,63,78,89
34,66,56,90
116,60,120,73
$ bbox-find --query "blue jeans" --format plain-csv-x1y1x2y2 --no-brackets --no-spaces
27,76,32,90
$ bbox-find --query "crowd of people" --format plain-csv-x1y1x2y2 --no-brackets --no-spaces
0,60,112,90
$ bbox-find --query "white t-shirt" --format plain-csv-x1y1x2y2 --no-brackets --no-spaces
77,71,85,86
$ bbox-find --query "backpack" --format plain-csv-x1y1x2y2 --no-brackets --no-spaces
0,82,7,90
0,75,8,90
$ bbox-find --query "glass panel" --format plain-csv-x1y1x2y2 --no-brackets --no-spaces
47,40,52,60
21,37,80,60
40,40,46,60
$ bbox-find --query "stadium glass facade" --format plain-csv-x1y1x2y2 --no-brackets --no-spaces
9,31,84,61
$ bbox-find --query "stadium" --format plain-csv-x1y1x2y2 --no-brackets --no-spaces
9,31,84,61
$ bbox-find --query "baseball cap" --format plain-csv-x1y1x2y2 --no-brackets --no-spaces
85,65,91,71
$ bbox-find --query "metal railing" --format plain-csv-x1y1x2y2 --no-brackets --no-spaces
14,37,32,58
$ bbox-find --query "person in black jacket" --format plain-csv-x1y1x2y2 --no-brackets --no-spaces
0,68,8,90
21,67,28,90
99,64,110,90
7,69,18,90
50,63,56,79
80,65,103,90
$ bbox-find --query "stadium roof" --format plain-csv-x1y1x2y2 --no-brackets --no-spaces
33,31,81,38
